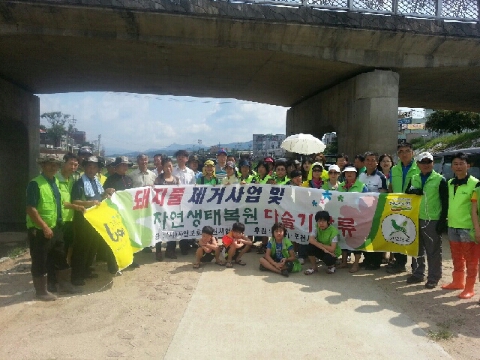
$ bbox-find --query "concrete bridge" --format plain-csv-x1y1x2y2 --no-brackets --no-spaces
1,0,480,229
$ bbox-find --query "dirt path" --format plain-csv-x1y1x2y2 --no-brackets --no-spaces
0,235,479,359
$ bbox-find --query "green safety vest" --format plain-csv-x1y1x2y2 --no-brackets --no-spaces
56,172,75,222
26,175,59,229
337,179,366,193
238,174,256,184
267,237,301,272
255,174,272,184
391,161,419,193
447,175,478,229
274,176,290,185
315,225,341,257
411,171,444,221
322,181,339,191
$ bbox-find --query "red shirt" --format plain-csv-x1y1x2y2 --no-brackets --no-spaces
222,232,234,247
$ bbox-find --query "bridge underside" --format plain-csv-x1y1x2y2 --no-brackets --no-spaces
0,0,480,110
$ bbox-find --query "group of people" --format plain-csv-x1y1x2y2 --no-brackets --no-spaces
26,143,480,304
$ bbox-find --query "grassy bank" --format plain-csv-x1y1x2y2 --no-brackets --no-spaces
411,130,480,153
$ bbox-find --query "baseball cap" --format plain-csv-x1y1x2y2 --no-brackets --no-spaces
204,159,215,166
239,160,250,168
217,149,228,156
105,157,116,167
328,165,341,173
416,152,434,162
77,146,93,156
112,156,133,167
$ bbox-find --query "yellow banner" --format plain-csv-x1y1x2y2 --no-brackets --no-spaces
84,201,134,270
364,194,421,255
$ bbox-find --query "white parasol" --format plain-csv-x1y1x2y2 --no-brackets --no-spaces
281,133,326,155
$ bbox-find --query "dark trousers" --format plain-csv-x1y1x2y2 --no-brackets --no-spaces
165,240,190,252
412,220,442,282
63,221,74,253
307,244,337,266
363,252,383,267
395,253,407,267
28,226,69,278
71,212,100,280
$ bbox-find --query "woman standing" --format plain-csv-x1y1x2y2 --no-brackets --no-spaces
154,158,180,260
377,154,394,187
322,165,341,190
255,161,272,184
196,159,219,185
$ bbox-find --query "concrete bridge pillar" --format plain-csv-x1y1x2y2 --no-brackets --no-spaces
0,78,39,231
286,70,399,160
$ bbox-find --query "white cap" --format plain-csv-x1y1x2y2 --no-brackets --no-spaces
343,166,357,173
416,152,433,162
328,165,341,173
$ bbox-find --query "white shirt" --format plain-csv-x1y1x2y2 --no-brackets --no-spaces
358,169,387,193
172,166,196,185
221,175,239,185
131,168,157,187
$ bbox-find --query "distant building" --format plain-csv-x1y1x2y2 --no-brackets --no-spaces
323,132,337,145
252,134,286,160
398,108,434,144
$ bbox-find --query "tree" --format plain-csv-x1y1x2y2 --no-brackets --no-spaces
425,110,480,135
41,112,71,147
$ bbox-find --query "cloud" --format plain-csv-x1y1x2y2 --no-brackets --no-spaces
38,92,288,152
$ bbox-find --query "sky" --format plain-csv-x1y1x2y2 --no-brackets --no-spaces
38,92,288,153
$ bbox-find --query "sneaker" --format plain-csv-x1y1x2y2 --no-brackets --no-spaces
298,258,305,265
406,275,424,284
425,280,438,289
326,265,336,274
386,265,407,274
281,269,289,277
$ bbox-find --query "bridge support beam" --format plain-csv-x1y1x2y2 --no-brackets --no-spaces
0,78,39,231
286,70,399,159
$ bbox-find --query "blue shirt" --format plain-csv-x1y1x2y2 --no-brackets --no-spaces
266,241,293,261
402,160,414,190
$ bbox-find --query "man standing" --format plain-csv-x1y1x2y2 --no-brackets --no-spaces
215,149,228,182
103,156,134,190
442,152,480,299
26,154,81,300
359,152,388,270
405,152,448,288
104,157,116,177
71,156,113,285
131,154,156,187
152,154,163,177
56,153,82,267
387,143,420,274
172,150,197,256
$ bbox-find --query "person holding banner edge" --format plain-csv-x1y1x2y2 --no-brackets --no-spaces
387,143,420,274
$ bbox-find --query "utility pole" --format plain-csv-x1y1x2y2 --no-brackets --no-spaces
97,134,101,156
